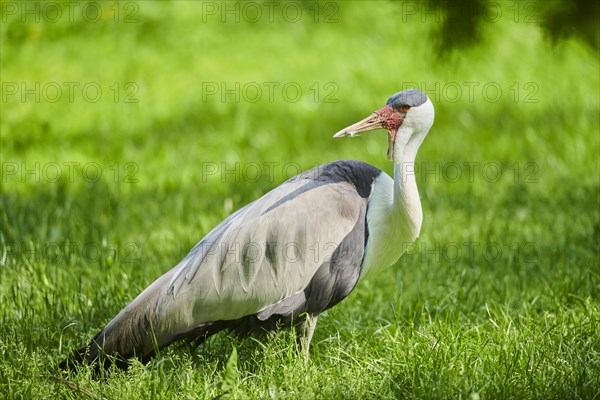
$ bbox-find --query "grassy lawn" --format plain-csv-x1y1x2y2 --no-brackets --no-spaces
1,1,599,399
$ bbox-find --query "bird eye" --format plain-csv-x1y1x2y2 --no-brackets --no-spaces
400,105,410,112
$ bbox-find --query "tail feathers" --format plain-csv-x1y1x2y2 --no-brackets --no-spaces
59,305,157,371
59,322,216,372
59,304,221,372
59,330,133,371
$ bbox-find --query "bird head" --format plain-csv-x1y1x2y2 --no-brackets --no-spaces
333,89,434,161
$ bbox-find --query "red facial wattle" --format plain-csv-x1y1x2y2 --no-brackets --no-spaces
375,105,407,142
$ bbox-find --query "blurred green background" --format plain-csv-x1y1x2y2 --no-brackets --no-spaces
1,1,599,399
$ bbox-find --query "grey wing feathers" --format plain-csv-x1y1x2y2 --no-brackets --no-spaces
148,174,369,345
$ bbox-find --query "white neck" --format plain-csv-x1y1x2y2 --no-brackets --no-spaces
360,99,434,276
391,135,423,240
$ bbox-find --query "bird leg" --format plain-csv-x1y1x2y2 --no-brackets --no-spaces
297,314,318,356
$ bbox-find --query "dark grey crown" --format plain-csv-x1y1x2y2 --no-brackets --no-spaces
386,89,428,109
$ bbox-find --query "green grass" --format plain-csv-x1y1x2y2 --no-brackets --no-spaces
1,1,599,399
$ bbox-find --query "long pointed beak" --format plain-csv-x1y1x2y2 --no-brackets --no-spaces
333,113,384,138
333,105,402,161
